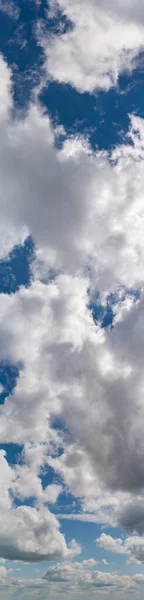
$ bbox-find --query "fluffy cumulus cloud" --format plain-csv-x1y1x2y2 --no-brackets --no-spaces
97,533,144,565
39,0,144,92
0,559,142,598
44,560,141,591
0,450,80,563
1,274,144,511
0,503,79,563
1,29,144,590
1,55,144,290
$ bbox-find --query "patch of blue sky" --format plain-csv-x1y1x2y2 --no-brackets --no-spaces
51,489,129,569
40,464,57,489
0,0,43,109
0,0,72,111
0,0,144,155
54,491,82,515
40,461,66,494
0,363,19,404
89,300,114,329
0,367,23,467
59,518,109,562
51,415,71,435
89,288,140,329
0,364,22,468
13,495,36,508
0,442,22,464
40,55,144,151
0,236,34,295
42,0,73,34
55,518,128,569
0,236,35,466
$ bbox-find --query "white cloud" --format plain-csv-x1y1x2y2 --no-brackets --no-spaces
0,499,81,563
0,449,80,562
97,533,125,554
39,0,144,93
82,558,98,567
1,53,144,291
1,49,144,567
12,463,63,504
57,512,116,525
0,0,20,19
0,565,143,599
0,565,7,579
0,257,143,534
44,560,144,592
97,533,144,565
0,505,81,562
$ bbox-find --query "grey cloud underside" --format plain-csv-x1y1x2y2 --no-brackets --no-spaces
119,502,144,535
0,548,59,562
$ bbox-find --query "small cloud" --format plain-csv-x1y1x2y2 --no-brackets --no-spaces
0,0,20,19
101,559,109,565
82,558,99,567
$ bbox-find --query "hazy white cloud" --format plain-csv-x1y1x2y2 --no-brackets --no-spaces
0,565,7,579
0,564,143,599
39,0,144,93
0,0,20,19
44,559,144,592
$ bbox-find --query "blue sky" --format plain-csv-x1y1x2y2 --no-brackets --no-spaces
0,1,144,599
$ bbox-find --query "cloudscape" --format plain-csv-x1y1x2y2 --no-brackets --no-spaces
0,1,144,599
